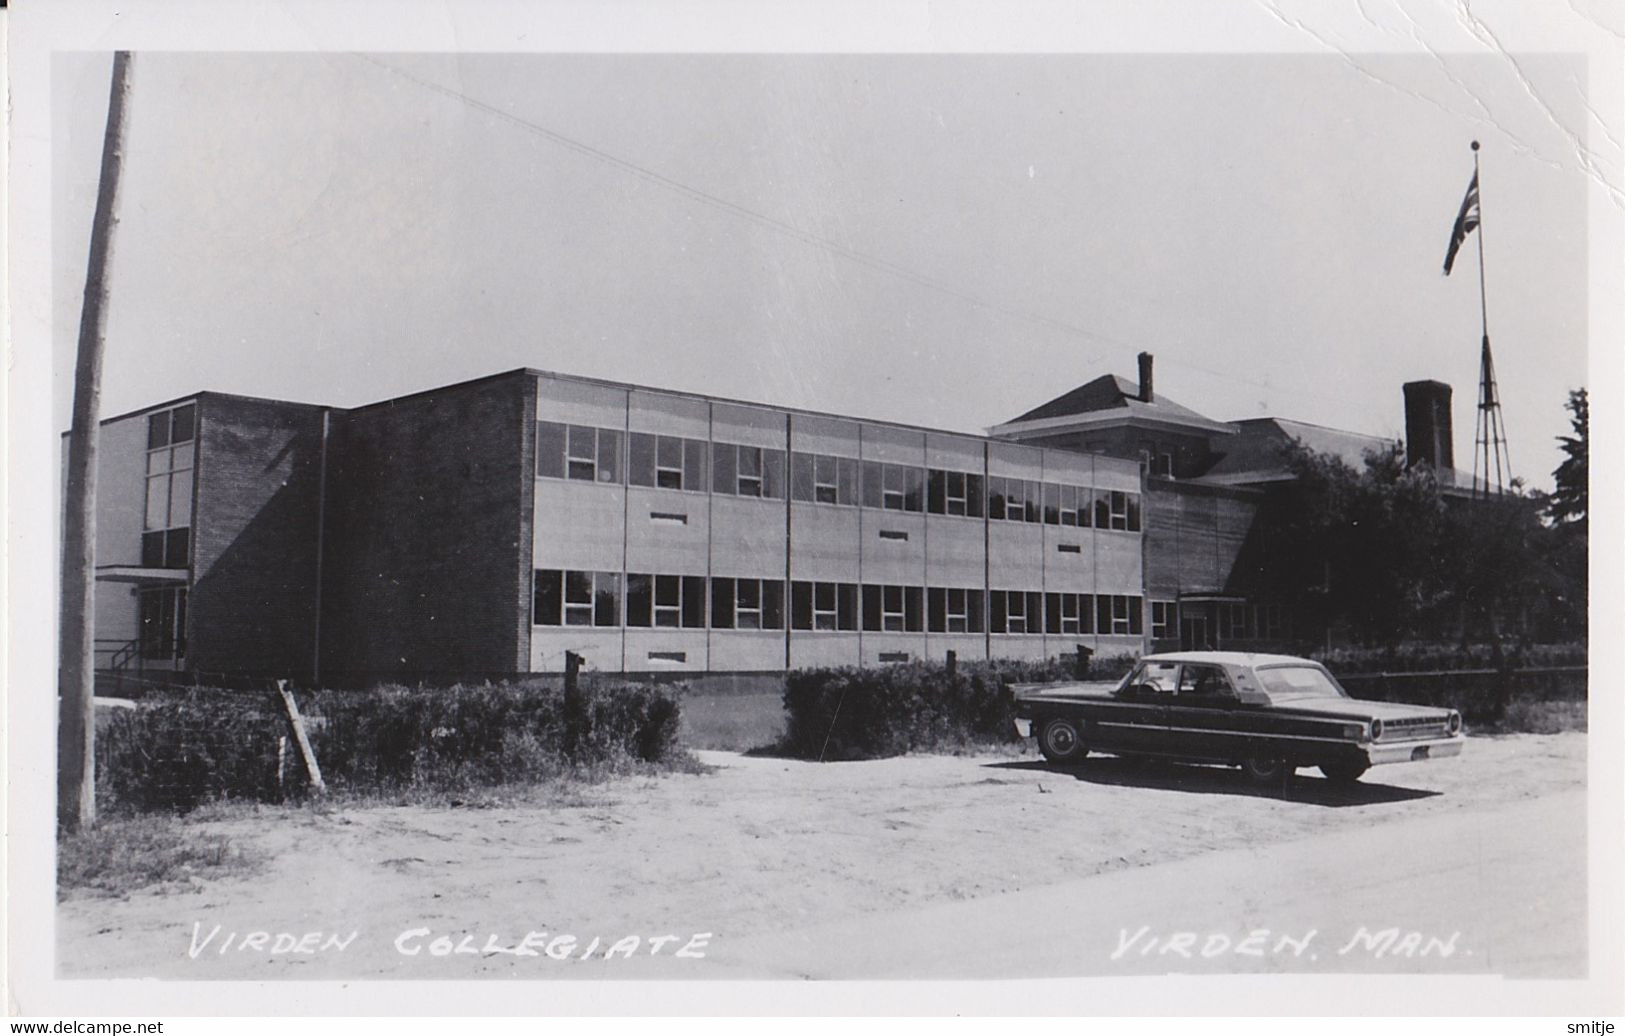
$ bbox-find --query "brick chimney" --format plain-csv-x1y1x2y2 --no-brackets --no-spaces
1402,380,1454,471
1137,352,1154,403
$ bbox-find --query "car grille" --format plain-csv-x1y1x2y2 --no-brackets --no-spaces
1380,715,1450,741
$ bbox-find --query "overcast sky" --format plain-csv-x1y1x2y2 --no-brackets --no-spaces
55,50,1591,488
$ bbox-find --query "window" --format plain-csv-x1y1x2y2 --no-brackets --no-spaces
1151,601,1175,639
1096,594,1144,635
793,581,859,631
1101,490,1142,532
1225,603,1250,641
143,406,196,570
713,578,785,630
622,572,706,628
790,452,857,505
860,584,923,632
138,586,187,661
536,422,620,483
1043,483,1060,525
993,479,1039,523
1057,485,1080,527
1178,664,1231,698
929,470,983,518
1045,592,1086,635
714,443,785,499
990,590,1043,634
534,570,619,627
628,432,708,491
1255,604,1285,640
929,588,984,633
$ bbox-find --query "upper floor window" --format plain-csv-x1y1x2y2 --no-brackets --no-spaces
790,452,860,506
628,431,708,492
927,587,985,634
927,469,984,518
1096,490,1142,532
537,421,621,484
713,442,785,499
791,580,859,631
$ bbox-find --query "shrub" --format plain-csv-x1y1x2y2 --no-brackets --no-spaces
780,655,1132,761
95,678,686,815
1313,641,1587,675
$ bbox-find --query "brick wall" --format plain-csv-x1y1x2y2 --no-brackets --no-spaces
189,396,327,680
1144,481,1260,596
320,372,532,683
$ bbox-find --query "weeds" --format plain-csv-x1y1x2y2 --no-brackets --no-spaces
57,814,261,900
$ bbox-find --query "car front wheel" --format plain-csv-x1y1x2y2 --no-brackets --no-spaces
1038,718,1088,765
1241,755,1292,783
1319,762,1369,783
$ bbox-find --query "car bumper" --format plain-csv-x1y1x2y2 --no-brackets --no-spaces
1363,736,1464,766
1012,717,1033,739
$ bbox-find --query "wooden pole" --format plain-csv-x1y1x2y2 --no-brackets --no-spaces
276,681,326,795
58,51,133,831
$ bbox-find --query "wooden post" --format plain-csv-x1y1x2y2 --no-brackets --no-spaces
563,651,583,758
945,650,957,680
1074,645,1094,680
275,680,326,795
58,51,134,832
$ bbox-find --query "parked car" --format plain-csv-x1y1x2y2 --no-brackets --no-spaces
1012,651,1463,783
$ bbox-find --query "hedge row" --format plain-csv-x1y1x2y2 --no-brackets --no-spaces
780,655,1134,761
96,679,684,815
1312,641,1586,675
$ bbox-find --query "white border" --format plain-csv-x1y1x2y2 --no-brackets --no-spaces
7,0,1622,1017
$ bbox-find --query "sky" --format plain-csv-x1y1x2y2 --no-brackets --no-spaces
54,49,1594,489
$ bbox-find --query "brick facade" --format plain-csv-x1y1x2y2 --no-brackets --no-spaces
188,396,327,680
319,372,531,684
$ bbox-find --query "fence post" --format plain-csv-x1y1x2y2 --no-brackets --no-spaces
564,651,584,759
275,680,326,795
945,650,957,680
1074,645,1094,680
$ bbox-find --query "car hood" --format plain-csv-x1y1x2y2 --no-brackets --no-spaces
1270,697,1451,722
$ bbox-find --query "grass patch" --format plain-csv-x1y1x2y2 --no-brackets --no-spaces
680,691,786,752
58,814,261,900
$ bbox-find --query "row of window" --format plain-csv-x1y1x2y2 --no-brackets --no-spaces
533,569,1146,636
536,421,1142,530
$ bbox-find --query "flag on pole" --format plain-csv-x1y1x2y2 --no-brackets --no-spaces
1442,171,1480,275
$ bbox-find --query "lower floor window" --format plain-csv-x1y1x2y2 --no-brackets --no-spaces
928,587,985,634
712,577,785,630
791,581,859,631
861,584,923,633
535,569,620,627
1150,600,1175,639
990,590,1044,635
1096,594,1144,635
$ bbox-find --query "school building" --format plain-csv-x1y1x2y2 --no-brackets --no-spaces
84,355,1466,687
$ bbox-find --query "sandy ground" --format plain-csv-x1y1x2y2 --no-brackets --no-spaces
55,732,1586,980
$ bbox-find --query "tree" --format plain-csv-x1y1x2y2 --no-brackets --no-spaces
1546,388,1588,527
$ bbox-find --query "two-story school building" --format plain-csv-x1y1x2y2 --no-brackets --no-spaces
84,357,1467,688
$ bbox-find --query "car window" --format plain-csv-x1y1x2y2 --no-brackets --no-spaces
1254,665,1349,703
1125,661,1179,696
1177,664,1232,698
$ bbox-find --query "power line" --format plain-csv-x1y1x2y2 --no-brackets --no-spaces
350,54,1376,414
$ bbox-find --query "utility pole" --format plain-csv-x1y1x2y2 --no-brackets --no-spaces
59,51,133,832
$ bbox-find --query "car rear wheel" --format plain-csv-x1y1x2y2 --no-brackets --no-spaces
1319,762,1369,783
1038,718,1088,765
1241,755,1291,783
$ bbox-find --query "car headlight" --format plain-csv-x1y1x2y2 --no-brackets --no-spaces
1342,722,1365,741
1370,718,1383,741
1448,711,1462,734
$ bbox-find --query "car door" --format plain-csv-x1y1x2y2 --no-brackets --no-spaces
1164,663,1247,762
1092,660,1179,755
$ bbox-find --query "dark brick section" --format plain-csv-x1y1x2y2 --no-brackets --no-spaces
320,372,531,684
189,396,328,681
1144,481,1261,597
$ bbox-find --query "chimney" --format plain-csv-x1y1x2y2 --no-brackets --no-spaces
1402,380,1454,471
1137,352,1154,403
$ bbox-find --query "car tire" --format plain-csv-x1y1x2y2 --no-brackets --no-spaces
1319,762,1369,783
1038,718,1088,765
1240,755,1291,783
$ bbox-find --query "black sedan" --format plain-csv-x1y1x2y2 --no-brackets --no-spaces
1012,652,1464,783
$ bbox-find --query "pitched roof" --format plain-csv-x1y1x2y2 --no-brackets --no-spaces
997,374,1236,436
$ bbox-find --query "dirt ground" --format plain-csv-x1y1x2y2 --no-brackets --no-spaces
55,732,1587,980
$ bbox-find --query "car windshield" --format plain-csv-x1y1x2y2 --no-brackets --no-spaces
1253,664,1349,703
